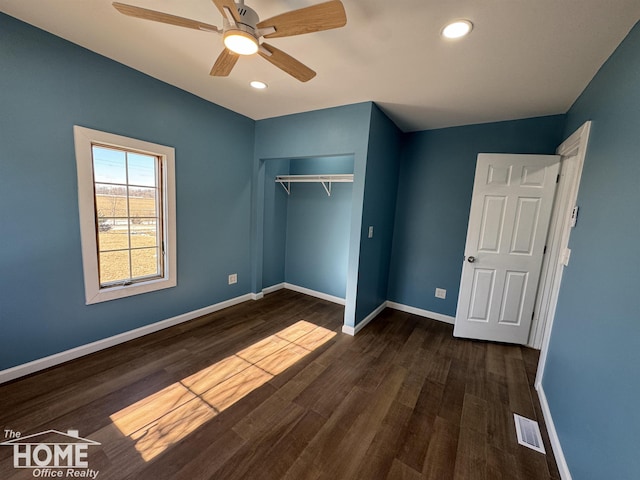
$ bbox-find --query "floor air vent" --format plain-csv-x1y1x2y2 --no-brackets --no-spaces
514,413,546,454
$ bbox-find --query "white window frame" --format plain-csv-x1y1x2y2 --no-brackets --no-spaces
74,125,177,304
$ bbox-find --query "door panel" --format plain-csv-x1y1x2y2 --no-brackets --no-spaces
487,164,512,185
521,165,547,187
469,269,495,321
510,197,541,254
454,154,560,344
499,271,528,325
478,196,506,252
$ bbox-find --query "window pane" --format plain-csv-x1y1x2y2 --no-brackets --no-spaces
95,184,128,217
128,153,157,187
130,219,157,248
98,222,129,251
129,187,157,218
131,248,159,278
100,250,130,284
93,147,126,184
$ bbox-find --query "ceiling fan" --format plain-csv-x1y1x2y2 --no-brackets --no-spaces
112,0,347,82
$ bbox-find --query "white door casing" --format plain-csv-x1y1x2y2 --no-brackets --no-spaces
528,153,577,347
454,154,561,345
535,120,591,382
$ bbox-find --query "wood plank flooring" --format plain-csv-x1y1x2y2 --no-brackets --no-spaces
0,290,560,479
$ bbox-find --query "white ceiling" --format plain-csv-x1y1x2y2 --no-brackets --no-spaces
1,0,639,132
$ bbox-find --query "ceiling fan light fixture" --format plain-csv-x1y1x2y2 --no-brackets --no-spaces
442,20,473,39
223,30,258,55
112,0,348,81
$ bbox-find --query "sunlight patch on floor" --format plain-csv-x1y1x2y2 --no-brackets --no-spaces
109,320,336,461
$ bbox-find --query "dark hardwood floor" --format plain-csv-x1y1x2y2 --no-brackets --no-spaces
0,290,560,479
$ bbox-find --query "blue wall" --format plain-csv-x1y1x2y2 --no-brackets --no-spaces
289,156,354,175
543,21,640,480
387,115,566,317
0,14,255,370
285,158,353,298
355,105,402,323
285,181,352,298
253,103,372,327
262,159,290,288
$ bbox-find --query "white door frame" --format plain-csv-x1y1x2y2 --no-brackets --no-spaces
534,121,591,386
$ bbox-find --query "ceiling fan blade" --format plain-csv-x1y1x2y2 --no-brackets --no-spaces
113,3,220,32
210,49,239,76
259,43,316,82
256,0,346,39
211,0,241,24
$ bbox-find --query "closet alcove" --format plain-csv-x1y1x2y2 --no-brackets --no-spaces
262,156,355,301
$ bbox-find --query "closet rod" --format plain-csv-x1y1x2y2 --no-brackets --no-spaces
275,174,354,197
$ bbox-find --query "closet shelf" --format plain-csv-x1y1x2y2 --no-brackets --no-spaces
275,174,354,196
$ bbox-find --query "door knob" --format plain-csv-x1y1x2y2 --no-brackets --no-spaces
467,256,476,263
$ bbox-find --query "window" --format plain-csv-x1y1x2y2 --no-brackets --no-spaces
74,126,176,304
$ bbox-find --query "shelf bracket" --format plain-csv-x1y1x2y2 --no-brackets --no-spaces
321,180,332,196
278,180,291,195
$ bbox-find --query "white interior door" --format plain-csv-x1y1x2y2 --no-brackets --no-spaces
454,153,560,344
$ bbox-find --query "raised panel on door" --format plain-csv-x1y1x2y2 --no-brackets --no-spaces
498,271,529,325
477,196,507,253
487,164,512,186
520,165,547,187
468,268,495,321
510,197,541,255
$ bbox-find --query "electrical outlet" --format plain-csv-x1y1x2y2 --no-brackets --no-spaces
228,273,237,285
435,288,446,299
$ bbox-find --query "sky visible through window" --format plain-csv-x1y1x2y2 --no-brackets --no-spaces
93,147,156,186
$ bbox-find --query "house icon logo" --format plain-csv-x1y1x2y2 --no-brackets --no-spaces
0,428,100,476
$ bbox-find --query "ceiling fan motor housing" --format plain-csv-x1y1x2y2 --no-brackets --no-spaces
224,4,259,40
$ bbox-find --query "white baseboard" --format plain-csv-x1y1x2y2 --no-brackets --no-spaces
0,292,256,385
262,283,343,306
341,325,356,335
262,283,285,295
283,283,345,306
386,301,455,325
536,382,572,480
342,300,455,336
0,294,453,384
342,301,387,336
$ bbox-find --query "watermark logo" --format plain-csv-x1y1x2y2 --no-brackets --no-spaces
1,428,100,478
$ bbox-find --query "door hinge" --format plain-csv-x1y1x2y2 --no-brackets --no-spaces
543,245,547,254
556,174,560,183
532,311,535,320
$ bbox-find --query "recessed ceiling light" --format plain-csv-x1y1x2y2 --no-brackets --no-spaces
250,81,268,90
442,20,473,39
